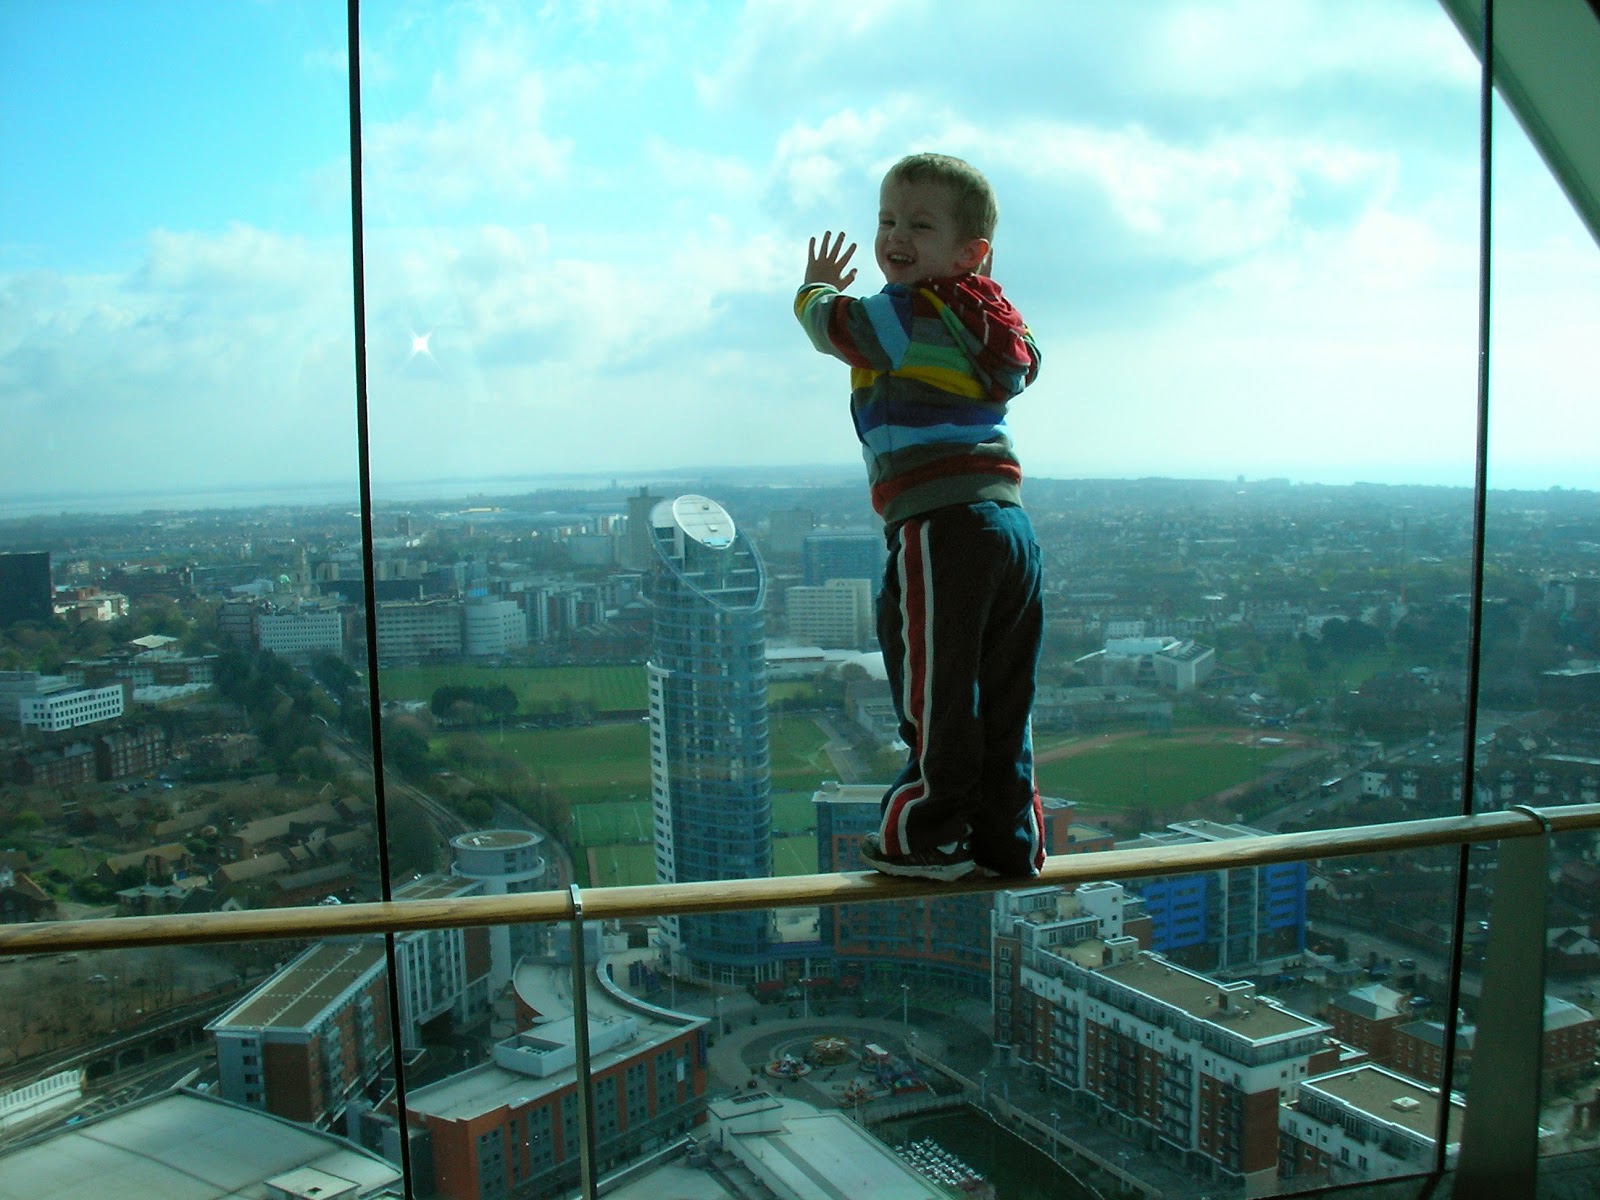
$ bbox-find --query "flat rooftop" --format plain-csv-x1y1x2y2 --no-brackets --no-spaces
394,873,479,903
210,940,386,1033
452,829,541,849
406,960,705,1122
1301,1064,1463,1144
708,1094,946,1200
1101,953,1329,1042
0,1090,400,1200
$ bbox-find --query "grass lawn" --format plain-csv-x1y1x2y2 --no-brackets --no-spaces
773,834,819,877
769,681,820,705
489,714,831,839
768,716,833,792
381,664,648,713
571,799,653,844
771,791,819,835
585,842,656,889
585,834,818,888
1033,732,1293,817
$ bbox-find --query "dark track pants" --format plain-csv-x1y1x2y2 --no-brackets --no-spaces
877,500,1046,877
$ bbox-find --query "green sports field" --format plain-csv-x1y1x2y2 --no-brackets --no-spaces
380,664,647,713
1032,731,1294,815
585,834,818,888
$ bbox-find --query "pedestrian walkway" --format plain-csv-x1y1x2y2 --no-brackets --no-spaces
704,1013,952,1108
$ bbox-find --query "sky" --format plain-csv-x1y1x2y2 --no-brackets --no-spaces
2,0,1599,511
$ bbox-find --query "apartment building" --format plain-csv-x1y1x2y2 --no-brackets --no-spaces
784,577,874,649
1122,820,1307,974
450,829,550,993
817,784,1114,996
405,959,708,1200
1280,1064,1464,1186
392,874,495,1052
14,681,126,732
996,911,1343,1194
207,939,393,1129
257,606,346,661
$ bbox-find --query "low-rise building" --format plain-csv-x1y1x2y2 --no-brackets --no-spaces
706,1092,949,1200
1279,1063,1462,1186
1390,1019,1474,1087
0,1088,402,1198
207,939,394,1130
18,682,126,732
1323,983,1412,1066
404,958,708,1200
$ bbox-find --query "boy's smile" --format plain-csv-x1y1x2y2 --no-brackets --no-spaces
875,177,988,286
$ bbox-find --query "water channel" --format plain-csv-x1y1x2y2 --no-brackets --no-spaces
880,1106,1106,1200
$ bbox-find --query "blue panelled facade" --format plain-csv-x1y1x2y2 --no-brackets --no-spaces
1134,859,1308,974
646,497,773,981
800,529,884,588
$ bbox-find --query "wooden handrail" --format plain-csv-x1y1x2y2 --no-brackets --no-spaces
2,803,1595,957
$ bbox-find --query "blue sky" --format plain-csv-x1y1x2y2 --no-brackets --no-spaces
3,0,1598,509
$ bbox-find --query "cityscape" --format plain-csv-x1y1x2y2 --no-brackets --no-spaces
1,470,1598,1199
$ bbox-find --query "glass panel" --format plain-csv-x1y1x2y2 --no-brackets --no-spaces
0,0,404,1186
1482,41,1600,1174
12,0,1600,1195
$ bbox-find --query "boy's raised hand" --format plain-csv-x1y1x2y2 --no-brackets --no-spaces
805,231,857,291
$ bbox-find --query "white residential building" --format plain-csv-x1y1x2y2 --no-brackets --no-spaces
18,683,125,731
1153,639,1217,691
257,608,344,661
994,911,1343,1194
785,578,874,649
1280,1064,1463,1186
375,599,463,661
463,598,528,657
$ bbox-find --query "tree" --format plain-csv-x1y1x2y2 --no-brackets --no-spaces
385,795,439,876
383,717,435,779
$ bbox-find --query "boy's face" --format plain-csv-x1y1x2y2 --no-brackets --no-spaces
875,176,988,286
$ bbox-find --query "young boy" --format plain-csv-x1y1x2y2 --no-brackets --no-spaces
794,152,1046,881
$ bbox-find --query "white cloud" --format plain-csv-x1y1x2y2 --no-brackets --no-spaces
5,0,1597,506
1143,0,1476,97
0,226,358,496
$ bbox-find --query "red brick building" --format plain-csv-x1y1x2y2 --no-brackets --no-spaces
407,961,708,1200
1323,982,1411,1065
995,898,1347,1194
95,725,168,780
207,940,393,1128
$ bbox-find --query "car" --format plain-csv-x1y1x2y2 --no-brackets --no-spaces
88,973,109,983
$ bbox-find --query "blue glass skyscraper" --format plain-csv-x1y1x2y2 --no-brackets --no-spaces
800,529,884,588
646,496,772,981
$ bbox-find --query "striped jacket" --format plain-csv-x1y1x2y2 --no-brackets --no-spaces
794,273,1041,525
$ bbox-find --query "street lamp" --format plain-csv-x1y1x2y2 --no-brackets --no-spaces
1049,1110,1060,1164
979,1068,988,1108
900,982,909,1032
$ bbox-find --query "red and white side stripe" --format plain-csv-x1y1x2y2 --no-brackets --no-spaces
881,518,933,856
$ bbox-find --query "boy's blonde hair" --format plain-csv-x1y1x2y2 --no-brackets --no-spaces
884,153,998,243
